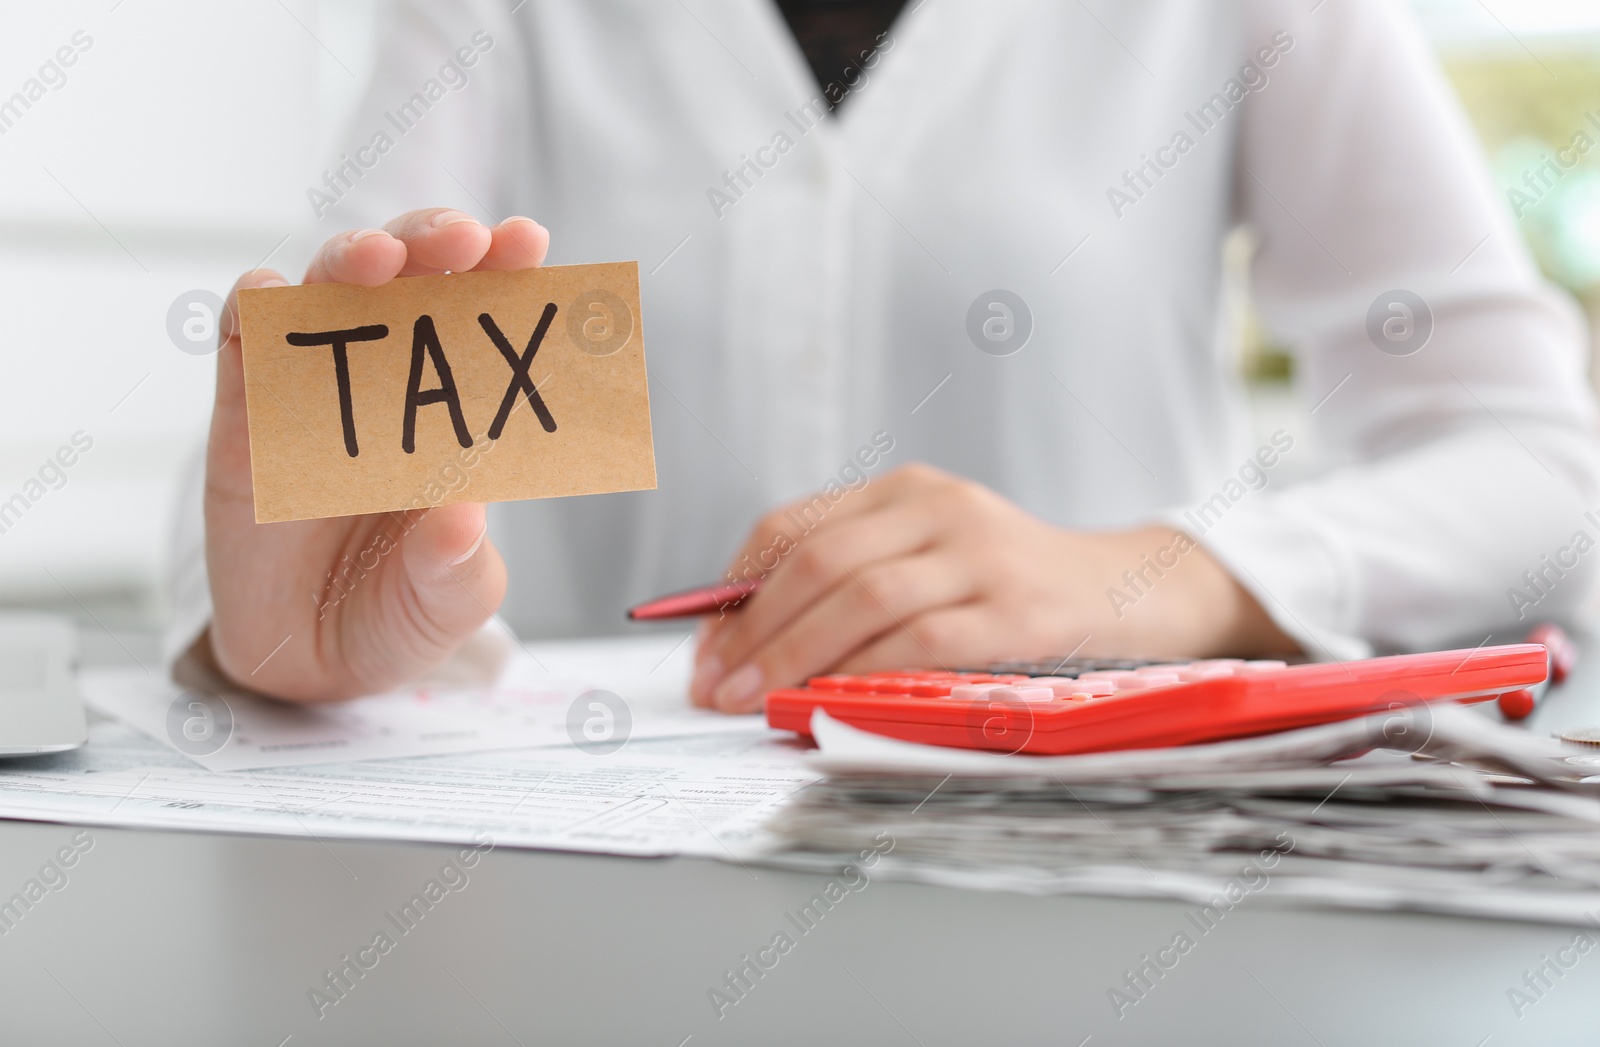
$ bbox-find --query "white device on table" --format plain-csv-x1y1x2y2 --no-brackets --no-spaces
0,613,87,755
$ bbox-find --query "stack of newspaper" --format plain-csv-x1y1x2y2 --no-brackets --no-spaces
754,704,1600,925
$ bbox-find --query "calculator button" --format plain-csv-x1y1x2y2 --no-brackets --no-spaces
807,675,853,691
1106,676,1172,691
949,683,1055,703
949,683,1009,701
839,677,890,692
1177,665,1235,680
988,686,1056,703
987,661,1069,676
1101,680,1148,691
1076,670,1143,684
1128,673,1181,688
1030,677,1116,696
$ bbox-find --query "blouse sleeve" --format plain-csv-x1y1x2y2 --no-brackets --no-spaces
1165,0,1600,659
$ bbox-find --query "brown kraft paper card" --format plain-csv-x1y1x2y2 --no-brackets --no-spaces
236,261,656,523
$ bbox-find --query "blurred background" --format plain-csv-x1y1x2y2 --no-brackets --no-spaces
2,0,1598,645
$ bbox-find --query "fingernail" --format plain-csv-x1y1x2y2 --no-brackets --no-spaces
690,654,723,701
258,277,288,288
447,529,487,567
714,664,762,711
503,216,548,237
431,210,477,228
351,228,389,242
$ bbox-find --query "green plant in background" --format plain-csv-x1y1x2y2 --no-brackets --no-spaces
1444,53,1600,296
1239,49,1600,390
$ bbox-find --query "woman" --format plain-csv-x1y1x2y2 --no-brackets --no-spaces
172,0,1600,712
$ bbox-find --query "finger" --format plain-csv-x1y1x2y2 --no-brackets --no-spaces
693,499,939,689
302,227,407,286
708,553,977,713
300,208,495,285
712,464,959,614
833,605,997,677
248,503,505,703
390,502,508,649
692,464,963,662
219,267,288,345
716,465,941,585
210,268,290,503
719,484,890,586
710,539,962,692
384,208,494,276
471,217,550,271
691,589,755,670
689,620,718,708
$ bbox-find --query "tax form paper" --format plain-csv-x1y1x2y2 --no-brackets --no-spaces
0,635,818,859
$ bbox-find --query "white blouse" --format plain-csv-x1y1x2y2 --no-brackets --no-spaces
169,0,1600,666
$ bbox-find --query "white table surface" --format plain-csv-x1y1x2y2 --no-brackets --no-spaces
3,629,1598,1045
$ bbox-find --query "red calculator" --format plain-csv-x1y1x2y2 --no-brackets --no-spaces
764,645,1550,755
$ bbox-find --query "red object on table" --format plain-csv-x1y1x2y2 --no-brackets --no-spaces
1524,623,1576,685
626,579,762,620
766,645,1551,756
1494,623,1577,721
1496,688,1538,721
